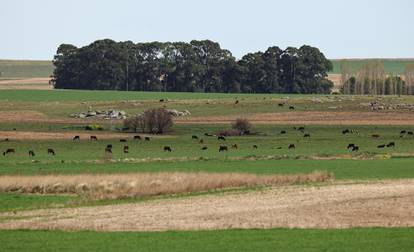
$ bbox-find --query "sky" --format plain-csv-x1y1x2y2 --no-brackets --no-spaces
1,0,413,60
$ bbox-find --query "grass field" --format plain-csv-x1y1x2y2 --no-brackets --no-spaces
0,60,53,79
330,58,414,74
1,228,413,252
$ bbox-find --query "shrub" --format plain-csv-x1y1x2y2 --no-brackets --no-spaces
85,124,104,131
124,108,173,134
232,118,251,134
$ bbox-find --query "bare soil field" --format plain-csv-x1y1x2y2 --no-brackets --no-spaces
1,179,413,231
0,78,52,90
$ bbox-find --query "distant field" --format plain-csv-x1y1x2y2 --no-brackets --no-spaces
0,60,53,79
330,58,414,74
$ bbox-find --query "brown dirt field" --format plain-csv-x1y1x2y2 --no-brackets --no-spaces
175,111,414,125
0,131,165,140
0,78,52,90
1,179,413,231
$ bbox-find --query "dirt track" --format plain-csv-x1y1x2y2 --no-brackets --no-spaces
1,180,413,231
3,111,414,126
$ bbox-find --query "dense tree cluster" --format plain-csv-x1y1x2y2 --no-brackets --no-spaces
52,39,333,94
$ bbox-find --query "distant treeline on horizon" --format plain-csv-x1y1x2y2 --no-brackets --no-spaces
52,39,333,94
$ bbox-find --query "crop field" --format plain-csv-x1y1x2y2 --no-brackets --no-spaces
330,58,414,74
0,88,414,251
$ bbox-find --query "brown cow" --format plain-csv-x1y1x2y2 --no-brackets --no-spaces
123,145,129,153
219,146,228,152
3,148,15,155
90,136,98,141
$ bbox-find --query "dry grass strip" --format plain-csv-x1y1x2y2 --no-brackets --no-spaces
0,171,332,200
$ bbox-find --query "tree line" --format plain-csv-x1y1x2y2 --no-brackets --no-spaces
52,39,333,94
340,60,414,95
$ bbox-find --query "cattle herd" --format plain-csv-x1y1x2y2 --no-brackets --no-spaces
1,127,410,157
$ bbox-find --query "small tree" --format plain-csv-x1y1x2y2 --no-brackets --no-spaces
124,108,173,134
232,118,251,134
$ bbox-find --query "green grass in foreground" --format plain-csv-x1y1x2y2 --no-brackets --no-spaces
1,228,413,252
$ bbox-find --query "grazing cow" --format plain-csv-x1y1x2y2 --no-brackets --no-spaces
342,129,350,135
253,145,258,149
371,134,380,138
28,150,35,157
352,146,359,152
278,103,284,107
192,135,199,140
134,135,142,140
231,144,238,149
90,136,98,141
199,139,204,144
400,130,407,135
387,142,395,148
47,148,55,155
280,130,287,134
377,144,386,148
288,144,295,149
105,147,112,154
202,146,208,150
235,100,239,104
164,146,172,152
3,138,9,142
303,133,311,138
3,148,15,155
145,137,150,141
289,106,295,110
276,146,282,149
219,145,228,152
73,135,80,141
298,126,305,131
347,143,355,149
218,136,226,141
106,144,113,149
408,131,414,135
204,133,214,137
159,99,165,102
123,145,129,153
120,139,127,142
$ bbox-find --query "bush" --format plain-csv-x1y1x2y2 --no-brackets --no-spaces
85,124,104,131
232,118,251,134
124,108,173,134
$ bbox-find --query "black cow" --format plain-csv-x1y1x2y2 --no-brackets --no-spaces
280,130,287,134
123,145,129,153
218,136,226,141
3,138,9,142
377,144,386,148
106,144,113,149
90,136,98,141
352,146,359,152
47,148,55,155
134,135,141,140
253,145,258,149
164,146,172,152
219,146,228,152
288,144,295,149
73,135,80,141
278,103,284,107
192,135,199,140
3,148,15,156
303,133,311,138
400,130,407,135
298,126,305,131
347,143,355,149
120,139,127,142
408,131,414,135
201,146,208,150
235,100,239,104
289,106,295,110
342,129,350,135
145,137,150,141
387,142,395,148
276,146,283,149
372,134,380,138
199,139,204,144
28,150,35,157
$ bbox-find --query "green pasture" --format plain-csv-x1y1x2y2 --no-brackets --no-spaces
1,228,413,252
0,60,53,79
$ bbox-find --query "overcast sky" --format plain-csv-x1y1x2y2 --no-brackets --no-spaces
1,0,413,60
